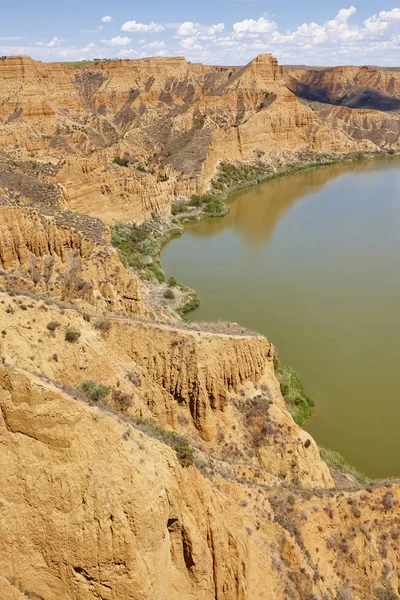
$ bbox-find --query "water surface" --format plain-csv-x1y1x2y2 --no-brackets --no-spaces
162,159,400,479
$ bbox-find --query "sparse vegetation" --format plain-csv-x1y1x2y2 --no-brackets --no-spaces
65,326,81,343
164,288,175,300
94,318,111,333
112,389,133,412
130,416,194,466
175,292,200,318
46,321,60,332
273,353,313,425
80,379,110,402
382,490,395,510
113,156,129,167
319,447,369,483
111,217,177,283
167,276,178,287
375,588,400,600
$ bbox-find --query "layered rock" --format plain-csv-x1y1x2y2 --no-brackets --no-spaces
0,54,398,224
0,204,147,316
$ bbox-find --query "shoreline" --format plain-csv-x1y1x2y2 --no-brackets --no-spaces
112,151,400,483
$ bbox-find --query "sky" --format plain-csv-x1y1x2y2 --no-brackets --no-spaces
1,2,400,66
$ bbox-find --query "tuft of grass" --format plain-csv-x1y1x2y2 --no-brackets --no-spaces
113,156,129,167
273,354,313,425
375,589,400,600
80,379,110,402
65,326,81,343
319,447,369,483
130,416,194,466
94,318,111,333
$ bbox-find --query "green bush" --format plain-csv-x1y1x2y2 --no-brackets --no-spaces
176,292,200,318
211,179,224,191
80,379,110,402
171,200,188,215
113,156,128,167
136,164,147,173
168,276,178,287
273,354,313,425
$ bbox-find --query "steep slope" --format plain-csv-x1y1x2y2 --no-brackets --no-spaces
0,55,398,224
0,205,400,599
284,65,400,110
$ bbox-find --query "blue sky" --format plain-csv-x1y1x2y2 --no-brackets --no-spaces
2,2,400,65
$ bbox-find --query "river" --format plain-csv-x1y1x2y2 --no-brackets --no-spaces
162,158,400,479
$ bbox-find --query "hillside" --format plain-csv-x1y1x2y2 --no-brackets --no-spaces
0,54,399,224
0,53,400,600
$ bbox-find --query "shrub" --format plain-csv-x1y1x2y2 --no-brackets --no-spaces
113,156,128,167
171,200,188,215
126,370,142,387
376,589,400,600
94,318,111,333
164,288,175,300
46,321,60,332
80,379,110,402
167,276,178,287
383,490,394,510
65,326,81,343
113,389,133,412
273,353,313,425
136,164,147,173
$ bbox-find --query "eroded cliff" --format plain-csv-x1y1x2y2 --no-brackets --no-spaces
0,54,399,223
0,205,400,599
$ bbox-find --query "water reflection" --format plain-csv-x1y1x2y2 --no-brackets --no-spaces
188,158,400,246
162,157,400,478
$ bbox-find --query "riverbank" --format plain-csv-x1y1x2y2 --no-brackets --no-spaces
110,151,400,483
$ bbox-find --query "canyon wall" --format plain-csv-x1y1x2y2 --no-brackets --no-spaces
0,54,399,224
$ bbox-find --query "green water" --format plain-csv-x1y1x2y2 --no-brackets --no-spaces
161,159,400,479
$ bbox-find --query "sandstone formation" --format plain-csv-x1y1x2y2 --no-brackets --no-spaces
0,54,399,223
0,203,399,599
0,53,400,599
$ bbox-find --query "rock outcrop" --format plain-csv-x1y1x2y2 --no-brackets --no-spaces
0,54,399,223
1,54,400,600
0,204,147,316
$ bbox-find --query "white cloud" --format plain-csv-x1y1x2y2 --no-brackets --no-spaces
0,36,24,41
176,22,200,37
98,25,103,30
121,21,164,33
179,37,202,50
101,36,131,46
4,5,400,67
36,36,66,47
101,16,112,23
117,48,138,57
233,17,278,38
176,21,225,39
208,23,225,35
377,8,400,22
145,40,165,49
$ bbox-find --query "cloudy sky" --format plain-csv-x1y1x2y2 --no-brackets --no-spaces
2,2,400,66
